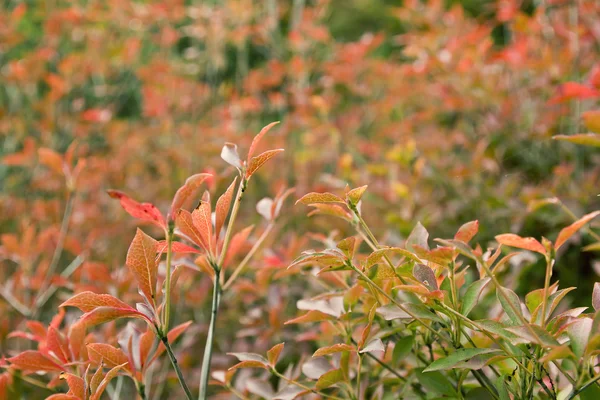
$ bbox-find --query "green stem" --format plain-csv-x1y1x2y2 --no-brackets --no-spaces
223,223,273,290
540,255,554,327
163,224,175,332
271,369,344,400
356,354,363,399
136,381,147,400
568,375,600,400
160,332,193,400
217,179,246,268
199,268,221,400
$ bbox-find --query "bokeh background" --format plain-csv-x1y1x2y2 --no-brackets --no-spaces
1,0,599,398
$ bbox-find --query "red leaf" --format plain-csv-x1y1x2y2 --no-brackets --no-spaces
80,307,150,327
495,234,546,255
63,373,85,399
548,82,600,105
89,363,128,400
87,343,131,370
246,149,285,178
126,228,159,305
267,343,285,366
169,173,212,218
60,291,133,313
455,220,479,243
8,350,65,372
192,200,213,253
46,326,69,364
215,177,237,239
157,241,202,254
107,190,165,229
38,148,64,175
555,211,600,250
313,344,356,357
247,121,280,162
175,209,206,249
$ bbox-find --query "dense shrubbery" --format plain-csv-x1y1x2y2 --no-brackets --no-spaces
1,0,600,399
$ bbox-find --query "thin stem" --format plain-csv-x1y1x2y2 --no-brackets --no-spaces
34,189,75,312
33,253,85,313
350,338,405,381
223,223,273,290
356,354,363,400
271,369,344,400
217,178,246,268
0,287,31,317
540,256,554,327
136,381,147,400
199,268,221,400
163,224,174,332
348,261,446,341
159,332,193,400
568,374,600,400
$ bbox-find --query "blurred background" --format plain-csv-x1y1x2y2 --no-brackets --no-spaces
1,0,599,397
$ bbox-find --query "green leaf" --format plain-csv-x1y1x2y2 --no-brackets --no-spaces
423,348,499,372
495,376,511,400
392,335,414,366
497,286,524,325
315,368,344,390
461,278,491,317
415,368,457,396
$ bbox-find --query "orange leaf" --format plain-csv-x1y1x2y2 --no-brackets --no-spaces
267,343,285,366
215,177,237,239
284,310,334,325
553,133,600,148
46,395,80,400
455,220,479,243
169,173,212,218
139,329,155,368
89,363,128,400
107,190,165,229
38,148,64,175
87,343,130,370
313,344,356,357
60,291,132,313
126,228,159,304
582,110,600,133
8,350,65,372
247,121,280,162
495,234,546,255
46,326,69,364
548,82,600,104
62,373,85,399
307,204,352,220
80,307,150,328
296,192,346,205
223,225,254,266
555,211,600,250
175,209,206,248
151,321,193,363
192,200,213,253
157,241,201,254
228,361,269,371
246,149,284,178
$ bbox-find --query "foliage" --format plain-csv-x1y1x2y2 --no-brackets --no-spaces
1,0,600,399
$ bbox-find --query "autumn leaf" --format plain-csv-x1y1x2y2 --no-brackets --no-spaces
60,291,132,313
7,350,65,372
175,209,206,249
215,177,237,238
548,82,600,104
126,228,159,304
80,307,151,327
38,148,64,175
107,190,166,229
296,192,346,205
87,343,131,370
248,121,280,162
582,110,600,133
267,343,285,366
553,133,600,148
284,310,334,325
495,234,546,255
555,211,600,250
90,363,128,400
170,173,212,218
313,344,356,357
157,241,202,254
454,220,479,243
346,185,368,205
192,200,213,254
62,373,85,399
246,149,285,178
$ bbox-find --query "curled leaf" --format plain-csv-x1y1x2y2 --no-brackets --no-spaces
221,143,242,169
495,234,546,255
107,190,165,229
555,211,600,250
170,173,212,218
